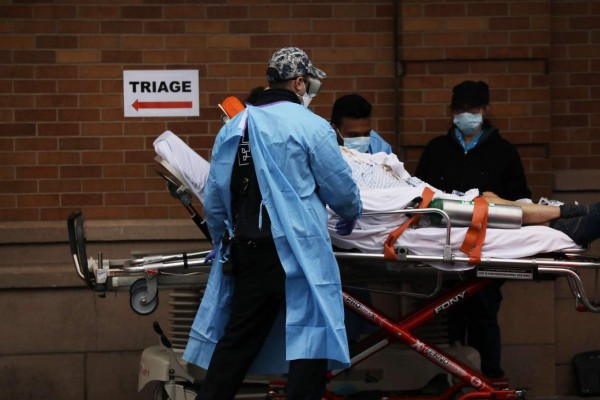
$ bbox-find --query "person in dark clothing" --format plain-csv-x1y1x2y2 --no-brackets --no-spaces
415,80,525,379
416,80,531,202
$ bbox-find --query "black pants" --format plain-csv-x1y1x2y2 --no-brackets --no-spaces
196,242,328,400
447,279,504,378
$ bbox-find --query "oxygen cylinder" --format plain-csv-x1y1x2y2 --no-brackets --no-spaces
429,198,523,229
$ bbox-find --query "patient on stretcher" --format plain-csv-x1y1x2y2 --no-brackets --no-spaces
333,147,600,263
154,130,600,268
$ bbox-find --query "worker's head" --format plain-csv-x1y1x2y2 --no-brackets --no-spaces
450,80,490,136
330,94,373,152
266,47,325,107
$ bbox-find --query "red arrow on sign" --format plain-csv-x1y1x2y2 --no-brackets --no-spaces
132,99,193,111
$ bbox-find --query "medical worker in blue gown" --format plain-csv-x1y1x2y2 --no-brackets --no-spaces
330,93,393,155
183,47,362,400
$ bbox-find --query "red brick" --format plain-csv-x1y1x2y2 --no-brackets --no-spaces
58,138,101,151
36,35,78,49
143,50,186,64
78,6,120,19
122,6,162,19
79,94,121,108
14,80,56,93
38,123,79,137
59,165,101,180
12,20,55,34
35,65,78,79
105,192,146,206
39,179,81,193
58,80,100,94
0,36,35,49
0,178,38,194
81,123,124,136
58,108,100,122
13,50,56,64
33,5,76,19
0,195,15,208
125,177,163,192
79,35,121,49
81,178,123,193
0,95,35,108
424,3,466,17
0,209,39,221
164,5,207,19
101,137,144,151
356,19,393,33
103,165,145,178
166,35,208,49
14,137,58,151
79,65,123,79
15,109,56,122
57,20,100,34
17,194,60,208
291,4,332,18
510,2,549,16
489,17,530,30
0,124,36,137
206,5,247,19
0,65,35,79
16,166,59,180
0,5,32,18
82,151,123,165
229,20,269,34
36,95,78,108
334,4,376,18
187,20,228,34
39,152,81,168
468,3,508,16
56,50,100,63
144,21,186,34
61,193,103,207
101,50,142,63
100,20,143,34
248,5,289,19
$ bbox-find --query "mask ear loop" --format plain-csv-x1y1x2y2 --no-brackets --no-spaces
335,127,345,145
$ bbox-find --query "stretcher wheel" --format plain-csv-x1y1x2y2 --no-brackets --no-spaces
130,279,159,315
154,383,197,400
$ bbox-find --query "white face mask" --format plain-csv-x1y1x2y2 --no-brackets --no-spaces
302,92,313,108
344,136,370,153
453,112,483,136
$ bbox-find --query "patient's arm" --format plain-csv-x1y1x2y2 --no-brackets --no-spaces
482,192,559,225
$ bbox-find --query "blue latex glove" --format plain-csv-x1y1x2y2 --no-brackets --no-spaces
335,218,357,236
204,248,217,264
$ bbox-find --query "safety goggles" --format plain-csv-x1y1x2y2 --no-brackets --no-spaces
304,75,322,98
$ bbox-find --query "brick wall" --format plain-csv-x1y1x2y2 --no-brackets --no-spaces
1,1,599,222
1,2,600,398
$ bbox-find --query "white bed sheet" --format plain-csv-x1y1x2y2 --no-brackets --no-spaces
153,130,210,203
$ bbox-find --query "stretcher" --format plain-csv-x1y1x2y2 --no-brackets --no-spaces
67,144,600,400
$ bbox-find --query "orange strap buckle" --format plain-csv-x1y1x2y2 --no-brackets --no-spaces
383,187,435,261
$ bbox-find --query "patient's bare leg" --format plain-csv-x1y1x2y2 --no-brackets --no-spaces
481,192,560,225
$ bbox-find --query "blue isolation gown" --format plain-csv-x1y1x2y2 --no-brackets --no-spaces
183,101,362,374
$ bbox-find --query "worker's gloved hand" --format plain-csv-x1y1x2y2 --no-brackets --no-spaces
335,218,357,236
204,248,217,264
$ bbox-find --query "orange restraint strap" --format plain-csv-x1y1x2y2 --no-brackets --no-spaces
383,187,435,261
459,196,489,264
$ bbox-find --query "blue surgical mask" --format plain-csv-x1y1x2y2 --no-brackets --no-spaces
453,112,483,136
344,136,370,153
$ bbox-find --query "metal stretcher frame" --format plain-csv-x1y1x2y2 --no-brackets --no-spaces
67,155,600,399
68,210,600,400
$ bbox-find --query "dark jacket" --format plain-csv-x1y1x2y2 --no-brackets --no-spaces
415,124,531,201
